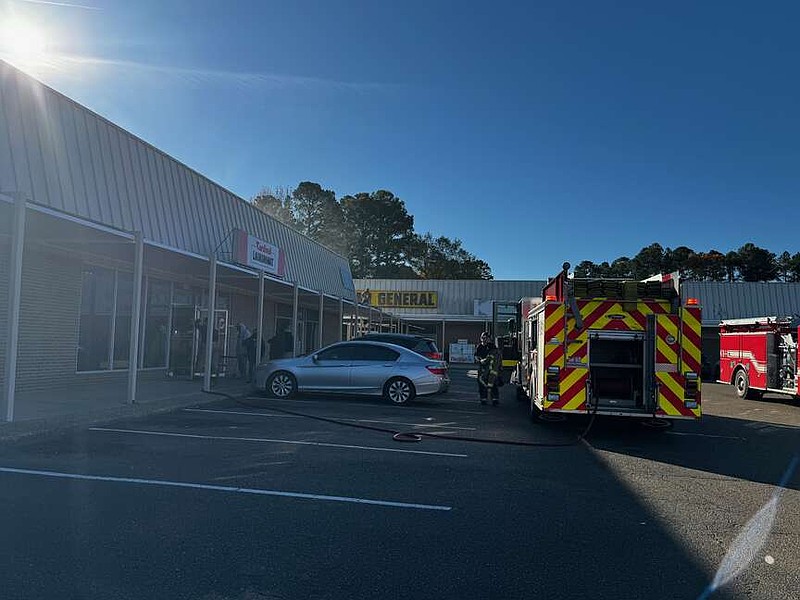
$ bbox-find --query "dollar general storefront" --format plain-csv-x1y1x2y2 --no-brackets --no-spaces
354,279,546,360
0,61,362,422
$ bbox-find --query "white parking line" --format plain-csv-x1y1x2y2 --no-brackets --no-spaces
184,408,304,418
89,427,468,458
0,467,452,511
665,431,746,441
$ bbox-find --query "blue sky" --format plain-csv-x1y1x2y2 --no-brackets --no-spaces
4,0,800,279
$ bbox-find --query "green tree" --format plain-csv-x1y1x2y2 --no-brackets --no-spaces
724,251,741,282
686,250,727,281
341,190,417,278
777,251,793,282
737,243,778,282
631,243,665,279
290,182,347,255
608,257,633,278
252,187,296,228
663,246,695,276
412,233,492,280
790,252,800,282
574,261,597,277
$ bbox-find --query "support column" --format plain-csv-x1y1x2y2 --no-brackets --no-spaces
338,297,344,342
256,270,265,365
2,193,26,422
291,282,299,357
203,255,217,392
354,302,360,337
317,291,324,349
126,232,144,404
441,320,447,358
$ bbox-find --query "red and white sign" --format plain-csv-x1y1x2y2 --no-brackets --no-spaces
233,229,286,277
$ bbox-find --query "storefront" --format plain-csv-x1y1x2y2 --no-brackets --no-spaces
354,279,547,359
0,60,369,421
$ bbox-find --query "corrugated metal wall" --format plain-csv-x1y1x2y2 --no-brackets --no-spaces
354,279,546,315
682,282,800,325
0,61,354,300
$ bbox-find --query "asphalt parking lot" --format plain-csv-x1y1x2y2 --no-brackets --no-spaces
0,368,798,600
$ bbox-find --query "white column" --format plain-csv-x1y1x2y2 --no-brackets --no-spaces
2,194,26,422
291,282,299,357
317,292,324,349
338,297,344,342
354,302,360,337
126,232,144,404
441,320,447,357
256,270,264,365
203,255,217,392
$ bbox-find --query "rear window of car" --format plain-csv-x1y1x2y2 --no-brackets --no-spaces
356,335,438,354
350,345,400,362
413,339,438,353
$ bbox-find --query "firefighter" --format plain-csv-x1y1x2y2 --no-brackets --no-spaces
475,331,501,405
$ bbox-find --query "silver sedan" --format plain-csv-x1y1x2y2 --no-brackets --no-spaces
253,341,450,404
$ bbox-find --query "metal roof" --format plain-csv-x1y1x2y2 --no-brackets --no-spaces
0,60,355,300
682,282,800,326
354,279,546,316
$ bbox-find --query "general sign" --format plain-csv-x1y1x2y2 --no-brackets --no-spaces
233,229,285,277
359,290,438,309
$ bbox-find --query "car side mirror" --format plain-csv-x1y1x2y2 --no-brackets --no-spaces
312,354,319,362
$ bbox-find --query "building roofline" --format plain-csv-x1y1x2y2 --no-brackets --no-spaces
0,59,349,263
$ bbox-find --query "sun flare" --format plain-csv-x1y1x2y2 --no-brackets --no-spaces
0,17,48,63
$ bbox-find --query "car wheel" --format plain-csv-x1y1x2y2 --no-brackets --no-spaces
267,371,296,399
384,377,416,405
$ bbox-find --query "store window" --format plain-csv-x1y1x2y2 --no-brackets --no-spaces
77,267,115,371
112,272,134,369
143,279,171,368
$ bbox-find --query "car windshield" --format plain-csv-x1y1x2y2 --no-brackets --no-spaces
1,3,798,600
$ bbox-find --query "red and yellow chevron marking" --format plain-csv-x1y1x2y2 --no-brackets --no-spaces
549,367,588,411
680,306,702,416
655,314,680,366
655,371,698,418
544,303,565,370
680,307,702,375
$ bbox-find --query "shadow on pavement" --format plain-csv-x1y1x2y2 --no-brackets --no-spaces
567,413,800,492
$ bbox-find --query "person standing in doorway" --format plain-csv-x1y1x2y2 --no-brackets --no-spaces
475,331,501,405
235,323,251,379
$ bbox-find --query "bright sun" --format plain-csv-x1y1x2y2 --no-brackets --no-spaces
0,17,48,62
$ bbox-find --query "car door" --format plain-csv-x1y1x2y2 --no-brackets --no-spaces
349,344,401,394
295,343,357,391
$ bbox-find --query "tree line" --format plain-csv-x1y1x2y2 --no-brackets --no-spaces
252,182,492,279
575,243,800,282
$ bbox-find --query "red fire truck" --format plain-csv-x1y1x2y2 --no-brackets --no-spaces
515,264,702,420
718,317,800,400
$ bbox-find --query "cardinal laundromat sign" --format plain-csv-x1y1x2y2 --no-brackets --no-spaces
359,290,438,309
233,229,286,277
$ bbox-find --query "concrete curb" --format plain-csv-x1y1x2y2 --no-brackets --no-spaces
0,385,252,443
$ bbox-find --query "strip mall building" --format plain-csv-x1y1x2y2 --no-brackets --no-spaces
0,60,388,422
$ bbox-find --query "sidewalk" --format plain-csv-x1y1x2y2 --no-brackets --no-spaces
1,376,251,441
